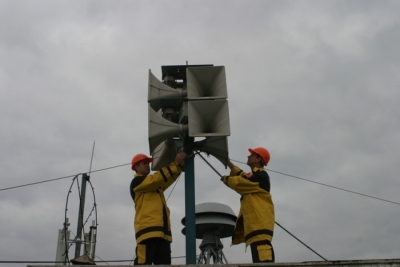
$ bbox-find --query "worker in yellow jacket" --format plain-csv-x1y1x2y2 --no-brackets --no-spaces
221,147,275,262
130,151,186,265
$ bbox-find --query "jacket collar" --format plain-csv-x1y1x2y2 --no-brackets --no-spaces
252,166,264,173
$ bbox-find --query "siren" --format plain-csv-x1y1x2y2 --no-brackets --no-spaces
195,137,229,168
186,66,227,100
188,100,230,137
185,66,230,138
148,70,187,112
148,106,188,153
147,64,230,170
151,138,184,171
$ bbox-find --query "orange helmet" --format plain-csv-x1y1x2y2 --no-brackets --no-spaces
131,154,153,170
248,147,270,166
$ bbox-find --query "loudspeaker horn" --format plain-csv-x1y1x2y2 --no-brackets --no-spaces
188,100,230,137
148,105,188,153
148,70,187,112
195,137,229,168
186,66,227,100
151,138,184,171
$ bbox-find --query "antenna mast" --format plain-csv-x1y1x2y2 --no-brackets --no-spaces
74,141,95,259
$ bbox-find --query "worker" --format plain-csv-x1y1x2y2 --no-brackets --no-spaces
130,151,186,265
220,147,275,263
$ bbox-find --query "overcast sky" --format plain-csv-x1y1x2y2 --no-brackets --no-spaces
1,0,400,266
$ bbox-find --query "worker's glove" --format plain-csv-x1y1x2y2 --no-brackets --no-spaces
220,175,229,185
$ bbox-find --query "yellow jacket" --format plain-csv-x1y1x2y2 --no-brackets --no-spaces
130,162,183,244
222,165,274,246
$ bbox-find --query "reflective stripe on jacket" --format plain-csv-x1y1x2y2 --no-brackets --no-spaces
223,165,275,246
130,162,183,244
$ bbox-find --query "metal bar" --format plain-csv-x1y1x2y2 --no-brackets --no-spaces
74,173,88,258
184,137,196,264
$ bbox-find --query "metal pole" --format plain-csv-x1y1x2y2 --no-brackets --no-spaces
55,218,70,265
74,173,88,258
184,137,196,264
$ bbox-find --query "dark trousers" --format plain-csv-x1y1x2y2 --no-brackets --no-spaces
134,237,171,265
250,240,275,263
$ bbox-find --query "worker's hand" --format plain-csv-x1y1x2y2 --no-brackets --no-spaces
174,151,187,166
220,175,229,185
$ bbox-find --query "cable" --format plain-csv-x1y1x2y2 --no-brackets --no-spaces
166,173,182,202
196,151,223,177
231,159,400,206
94,255,110,265
172,255,187,259
62,175,77,264
0,174,79,192
275,221,327,261
90,163,131,173
0,163,131,192
2,156,399,206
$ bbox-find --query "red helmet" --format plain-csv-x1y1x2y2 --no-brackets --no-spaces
131,154,153,170
248,147,270,166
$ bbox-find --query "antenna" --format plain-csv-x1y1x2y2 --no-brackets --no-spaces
55,141,98,265
89,140,95,175
181,202,237,264
74,142,96,259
